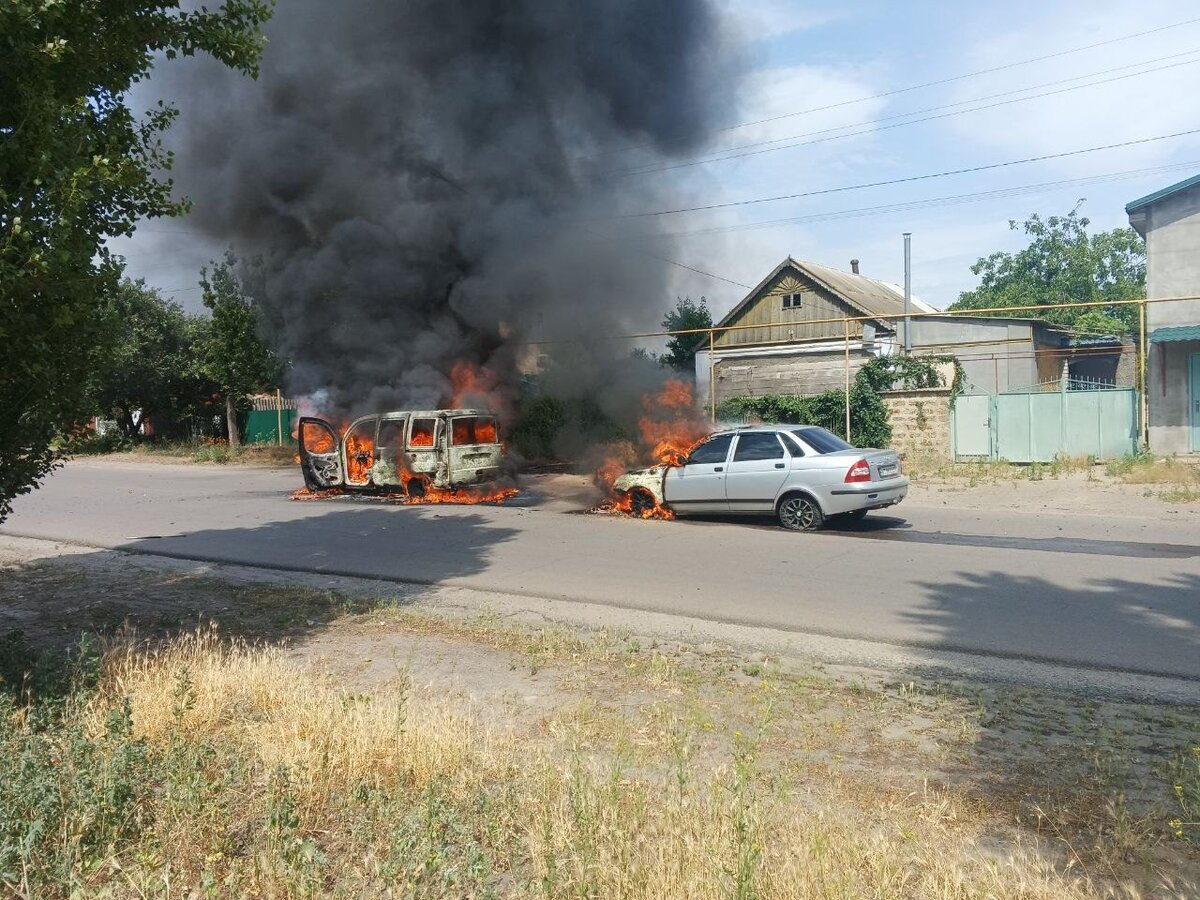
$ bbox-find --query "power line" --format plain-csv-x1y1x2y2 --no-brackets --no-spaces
636,160,1200,240
620,129,1200,219
713,15,1200,135
613,50,1200,178
646,254,752,289
614,56,1200,180
576,15,1200,163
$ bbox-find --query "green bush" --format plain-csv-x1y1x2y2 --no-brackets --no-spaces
509,394,626,461
1104,448,1153,477
58,430,132,455
717,355,955,450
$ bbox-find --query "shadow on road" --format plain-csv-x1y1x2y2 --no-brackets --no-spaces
906,570,1200,682
0,507,520,656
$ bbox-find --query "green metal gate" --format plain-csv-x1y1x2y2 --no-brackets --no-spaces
952,388,1138,463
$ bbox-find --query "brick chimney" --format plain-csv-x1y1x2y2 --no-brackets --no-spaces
850,258,860,275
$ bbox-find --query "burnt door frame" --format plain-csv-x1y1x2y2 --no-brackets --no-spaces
297,417,344,489
342,415,379,488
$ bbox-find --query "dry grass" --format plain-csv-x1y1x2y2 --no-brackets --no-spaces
1120,460,1200,486
119,440,297,466
2,550,1197,898
904,453,1098,485
0,628,1187,898
1106,453,1200,501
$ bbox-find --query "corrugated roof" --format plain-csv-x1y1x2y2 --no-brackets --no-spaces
797,259,938,318
1125,173,1200,214
1149,324,1200,342
712,257,936,331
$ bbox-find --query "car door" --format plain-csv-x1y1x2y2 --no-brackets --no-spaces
724,432,791,513
371,415,410,489
447,414,502,486
297,417,344,490
662,433,733,514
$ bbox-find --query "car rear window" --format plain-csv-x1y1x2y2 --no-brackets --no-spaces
792,427,852,454
451,416,498,446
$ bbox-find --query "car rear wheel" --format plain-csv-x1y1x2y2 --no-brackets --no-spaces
777,494,824,531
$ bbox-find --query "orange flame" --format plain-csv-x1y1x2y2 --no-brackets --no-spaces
638,379,711,467
300,420,336,454
448,361,499,408
593,379,710,519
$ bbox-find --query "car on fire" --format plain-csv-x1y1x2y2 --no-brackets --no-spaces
298,409,504,495
611,425,907,530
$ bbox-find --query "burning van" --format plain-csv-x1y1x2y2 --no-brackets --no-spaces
298,409,504,495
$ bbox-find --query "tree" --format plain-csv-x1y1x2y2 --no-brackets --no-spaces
200,253,284,447
661,296,712,371
92,279,205,439
949,208,1145,334
0,2,272,520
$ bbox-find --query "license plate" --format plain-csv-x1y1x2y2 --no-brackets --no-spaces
878,463,897,477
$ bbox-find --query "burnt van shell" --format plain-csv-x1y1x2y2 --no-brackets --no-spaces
298,409,503,493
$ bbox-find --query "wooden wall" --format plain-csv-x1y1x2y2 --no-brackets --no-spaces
713,349,874,405
715,267,860,348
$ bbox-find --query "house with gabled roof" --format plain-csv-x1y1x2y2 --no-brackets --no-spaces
1127,174,1200,455
695,257,1074,408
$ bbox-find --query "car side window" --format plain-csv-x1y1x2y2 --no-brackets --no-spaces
779,432,804,457
686,434,733,465
733,433,786,462
378,420,406,449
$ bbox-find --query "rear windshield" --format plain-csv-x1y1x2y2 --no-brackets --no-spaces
451,416,499,446
792,427,852,454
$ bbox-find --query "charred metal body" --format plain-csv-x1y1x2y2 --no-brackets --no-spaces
298,409,504,494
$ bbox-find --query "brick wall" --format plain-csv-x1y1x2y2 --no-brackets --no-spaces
882,387,953,459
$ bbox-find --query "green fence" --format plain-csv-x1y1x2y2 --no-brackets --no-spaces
952,388,1139,463
244,408,299,445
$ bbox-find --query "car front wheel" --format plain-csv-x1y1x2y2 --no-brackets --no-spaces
777,495,824,531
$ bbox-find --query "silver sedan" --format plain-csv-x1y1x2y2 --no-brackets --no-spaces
612,425,908,530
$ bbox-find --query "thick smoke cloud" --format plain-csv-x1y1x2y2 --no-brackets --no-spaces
168,0,738,420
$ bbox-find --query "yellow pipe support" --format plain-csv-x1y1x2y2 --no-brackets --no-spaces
843,319,851,441
708,328,716,423
1139,300,1149,447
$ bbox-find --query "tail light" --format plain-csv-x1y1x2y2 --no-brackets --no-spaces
844,459,872,483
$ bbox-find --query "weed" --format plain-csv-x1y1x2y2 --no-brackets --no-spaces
0,622,1192,899
1166,745,1200,846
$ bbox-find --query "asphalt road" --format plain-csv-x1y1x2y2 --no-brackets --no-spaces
4,460,1200,686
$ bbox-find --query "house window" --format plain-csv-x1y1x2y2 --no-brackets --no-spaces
781,292,803,310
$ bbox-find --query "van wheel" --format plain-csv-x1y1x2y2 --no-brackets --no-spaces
406,478,427,498
778,495,824,531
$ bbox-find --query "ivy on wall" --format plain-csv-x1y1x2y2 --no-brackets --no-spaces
717,355,961,449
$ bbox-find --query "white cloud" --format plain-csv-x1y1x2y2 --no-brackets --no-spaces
722,0,853,43
943,0,1200,172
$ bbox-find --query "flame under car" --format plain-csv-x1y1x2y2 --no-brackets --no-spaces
298,409,504,494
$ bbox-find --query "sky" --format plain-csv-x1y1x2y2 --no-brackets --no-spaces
111,0,1200,325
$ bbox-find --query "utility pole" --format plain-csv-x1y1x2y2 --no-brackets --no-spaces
903,232,912,354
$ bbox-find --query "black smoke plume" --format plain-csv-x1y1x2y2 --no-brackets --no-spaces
167,0,739,423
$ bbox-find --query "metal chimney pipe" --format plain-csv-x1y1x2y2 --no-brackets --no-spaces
850,258,860,275
902,233,912,354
